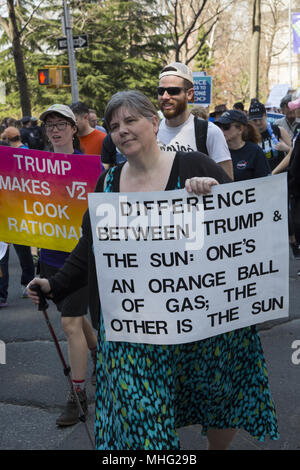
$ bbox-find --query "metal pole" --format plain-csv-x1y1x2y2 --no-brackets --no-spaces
63,0,79,103
289,0,292,87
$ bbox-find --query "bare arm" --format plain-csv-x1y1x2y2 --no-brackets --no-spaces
185,176,219,194
275,126,291,153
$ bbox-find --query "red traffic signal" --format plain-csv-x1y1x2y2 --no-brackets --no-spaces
38,69,50,85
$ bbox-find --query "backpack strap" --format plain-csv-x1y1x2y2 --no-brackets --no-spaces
193,116,209,155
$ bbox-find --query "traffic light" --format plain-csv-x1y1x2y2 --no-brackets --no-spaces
38,69,50,85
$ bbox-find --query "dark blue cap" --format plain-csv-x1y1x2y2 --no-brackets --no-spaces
248,100,266,120
21,116,31,124
215,109,248,126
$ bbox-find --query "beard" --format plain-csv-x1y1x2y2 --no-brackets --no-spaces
158,97,187,120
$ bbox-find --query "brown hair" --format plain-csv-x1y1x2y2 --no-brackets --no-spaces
43,112,82,152
2,126,21,142
233,121,261,144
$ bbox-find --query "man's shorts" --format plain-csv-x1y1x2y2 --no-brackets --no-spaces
40,261,88,317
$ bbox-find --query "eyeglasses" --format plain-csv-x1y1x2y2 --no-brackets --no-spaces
45,121,71,131
157,87,187,96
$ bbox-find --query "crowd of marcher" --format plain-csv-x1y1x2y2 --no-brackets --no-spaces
1,61,299,450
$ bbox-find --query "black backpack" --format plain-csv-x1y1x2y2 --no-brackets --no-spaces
194,116,208,155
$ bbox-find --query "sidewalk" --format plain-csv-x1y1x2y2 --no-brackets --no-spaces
0,248,299,450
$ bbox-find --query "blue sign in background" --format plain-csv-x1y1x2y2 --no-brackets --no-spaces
193,75,212,105
266,112,284,124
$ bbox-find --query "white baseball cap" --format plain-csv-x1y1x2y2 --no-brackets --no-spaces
40,104,76,123
159,62,194,85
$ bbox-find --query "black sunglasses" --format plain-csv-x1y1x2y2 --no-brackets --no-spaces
157,86,186,96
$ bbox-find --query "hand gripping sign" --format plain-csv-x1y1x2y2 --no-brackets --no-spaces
0,340,5,365
89,174,289,345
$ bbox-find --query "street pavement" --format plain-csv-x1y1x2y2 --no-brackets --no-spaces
0,247,299,451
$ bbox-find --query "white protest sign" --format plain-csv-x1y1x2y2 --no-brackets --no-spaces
0,242,8,260
192,74,212,106
88,174,289,345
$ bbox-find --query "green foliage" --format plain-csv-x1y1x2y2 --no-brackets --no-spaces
70,0,170,115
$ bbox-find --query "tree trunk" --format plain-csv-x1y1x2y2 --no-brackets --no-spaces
250,0,261,99
7,0,31,116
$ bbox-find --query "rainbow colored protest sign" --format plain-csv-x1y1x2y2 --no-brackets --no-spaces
0,146,102,251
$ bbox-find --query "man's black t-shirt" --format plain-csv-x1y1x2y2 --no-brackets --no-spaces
259,124,285,171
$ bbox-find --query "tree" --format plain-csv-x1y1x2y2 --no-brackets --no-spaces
260,0,289,98
201,1,250,106
0,0,170,119
250,0,261,99
161,0,235,65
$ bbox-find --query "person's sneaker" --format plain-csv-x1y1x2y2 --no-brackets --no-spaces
21,287,29,298
291,243,300,259
91,367,96,386
32,254,39,268
297,270,300,276
56,389,88,427
0,298,8,308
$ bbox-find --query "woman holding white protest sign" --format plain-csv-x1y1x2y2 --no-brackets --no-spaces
35,104,98,427
27,91,279,450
